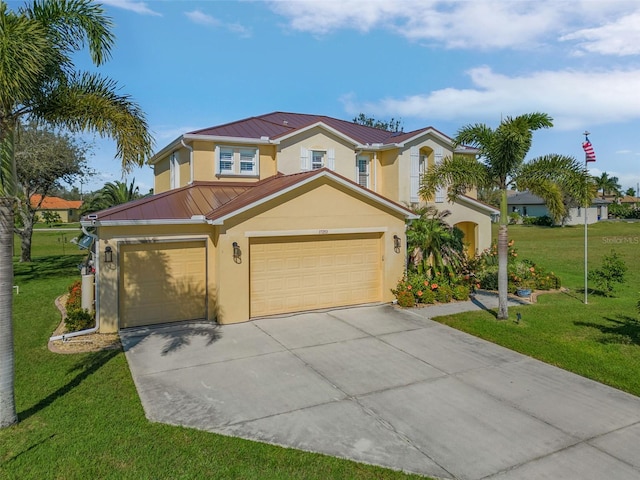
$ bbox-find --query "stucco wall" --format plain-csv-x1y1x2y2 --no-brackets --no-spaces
216,178,408,324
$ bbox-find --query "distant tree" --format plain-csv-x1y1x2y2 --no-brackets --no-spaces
593,172,621,198
41,210,61,227
13,121,89,262
625,187,636,197
353,113,403,132
477,186,501,208
82,179,141,213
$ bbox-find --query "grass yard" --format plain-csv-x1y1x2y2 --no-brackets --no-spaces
435,221,640,396
1,244,424,478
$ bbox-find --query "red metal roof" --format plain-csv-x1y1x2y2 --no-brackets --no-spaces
86,170,414,224
188,111,448,146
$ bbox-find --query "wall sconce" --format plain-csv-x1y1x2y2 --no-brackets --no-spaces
393,235,401,253
232,242,242,263
104,246,113,263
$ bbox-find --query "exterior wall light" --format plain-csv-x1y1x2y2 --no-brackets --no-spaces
232,242,242,263
393,235,401,253
104,246,113,263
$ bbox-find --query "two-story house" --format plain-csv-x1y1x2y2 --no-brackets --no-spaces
84,112,497,332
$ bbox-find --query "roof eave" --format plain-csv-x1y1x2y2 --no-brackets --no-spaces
81,218,210,227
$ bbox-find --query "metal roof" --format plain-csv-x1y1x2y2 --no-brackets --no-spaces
83,169,416,225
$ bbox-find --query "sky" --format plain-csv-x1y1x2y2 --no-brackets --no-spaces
17,0,640,194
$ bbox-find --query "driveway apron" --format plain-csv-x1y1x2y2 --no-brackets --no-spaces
120,295,640,480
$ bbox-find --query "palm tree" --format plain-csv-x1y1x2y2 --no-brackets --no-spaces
406,205,465,276
421,113,591,319
0,0,153,428
82,179,141,214
593,172,621,198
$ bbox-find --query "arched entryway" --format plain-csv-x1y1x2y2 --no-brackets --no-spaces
454,221,478,257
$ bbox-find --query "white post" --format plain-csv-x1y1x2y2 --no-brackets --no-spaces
583,131,590,305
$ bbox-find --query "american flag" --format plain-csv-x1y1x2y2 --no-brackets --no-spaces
582,137,596,162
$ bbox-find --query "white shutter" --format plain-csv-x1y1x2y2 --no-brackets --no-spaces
214,145,220,175
327,148,335,170
300,147,309,171
410,146,420,203
435,147,445,203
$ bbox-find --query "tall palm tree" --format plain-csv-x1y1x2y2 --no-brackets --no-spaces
421,113,591,319
593,172,621,198
0,0,153,428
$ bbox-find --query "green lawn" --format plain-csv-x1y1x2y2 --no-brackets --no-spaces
1,251,424,478
435,221,640,396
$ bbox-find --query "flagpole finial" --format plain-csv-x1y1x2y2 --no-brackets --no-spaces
583,130,590,138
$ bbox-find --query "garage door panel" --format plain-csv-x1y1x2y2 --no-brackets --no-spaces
250,234,382,317
120,241,206,328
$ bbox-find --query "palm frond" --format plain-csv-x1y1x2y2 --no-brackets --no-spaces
419,154,490,201
36,72,154,171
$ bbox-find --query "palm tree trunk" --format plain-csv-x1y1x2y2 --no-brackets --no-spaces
497,189,509,319
0,196,17,427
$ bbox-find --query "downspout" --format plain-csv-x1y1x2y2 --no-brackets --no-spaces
49,225,100,341
182,139,194,184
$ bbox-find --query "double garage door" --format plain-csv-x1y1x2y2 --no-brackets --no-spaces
119,241,207,329
250,233,383,317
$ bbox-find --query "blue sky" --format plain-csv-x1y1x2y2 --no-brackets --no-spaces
24,1,640,194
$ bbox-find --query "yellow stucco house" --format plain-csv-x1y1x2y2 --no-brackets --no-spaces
84,112,497,332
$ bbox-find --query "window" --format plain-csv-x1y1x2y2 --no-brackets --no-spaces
170,152,180,188
311,150,325,170
239,148,257,174
219,147,234,173
357,155,369,188
216,146,258,176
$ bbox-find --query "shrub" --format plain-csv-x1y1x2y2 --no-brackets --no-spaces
435,284,453,303
588,250,627,296
395,290,415,308
66,280,82,311
421,288,436,304
65,308,94,332
508,212,521,225
453,285,470,301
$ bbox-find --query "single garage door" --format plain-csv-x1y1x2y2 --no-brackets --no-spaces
250,233,382,317
119,241,207,328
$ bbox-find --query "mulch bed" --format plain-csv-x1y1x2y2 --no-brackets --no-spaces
48,294,122,355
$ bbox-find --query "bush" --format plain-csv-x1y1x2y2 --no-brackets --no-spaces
435,284,454,303
453,285,470,301
608,203,631,219
508,212,521,225
65,308,94,332
395,290,415,308
588,250,627,296
66,280,82,311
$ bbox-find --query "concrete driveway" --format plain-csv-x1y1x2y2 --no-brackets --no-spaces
120,295,640,479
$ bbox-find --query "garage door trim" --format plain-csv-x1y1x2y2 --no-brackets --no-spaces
244,226,388,238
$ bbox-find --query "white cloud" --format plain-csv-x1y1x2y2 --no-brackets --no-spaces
185,10,221,27
267,1,640,52
560,9,640,56
342,66,640,131
185,10,252,37
100,0,161,16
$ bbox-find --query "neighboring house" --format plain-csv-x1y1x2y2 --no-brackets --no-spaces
30,194,83,223
507,190,609,225
84,111,498,332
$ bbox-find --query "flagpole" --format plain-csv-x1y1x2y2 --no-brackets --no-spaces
583,131,590,305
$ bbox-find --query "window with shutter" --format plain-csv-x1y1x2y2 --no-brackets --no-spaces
410,146,420,203
357,155,369,188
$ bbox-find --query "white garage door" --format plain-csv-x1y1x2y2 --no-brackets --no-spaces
250,233,382,317
119,241,207,328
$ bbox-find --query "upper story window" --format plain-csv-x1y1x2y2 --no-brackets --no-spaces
357,155,369,188
311,150,325,170
216,146,258,176
300,147,335,171
170,152,180,188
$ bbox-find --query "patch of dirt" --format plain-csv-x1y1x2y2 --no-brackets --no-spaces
48,294,122,355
